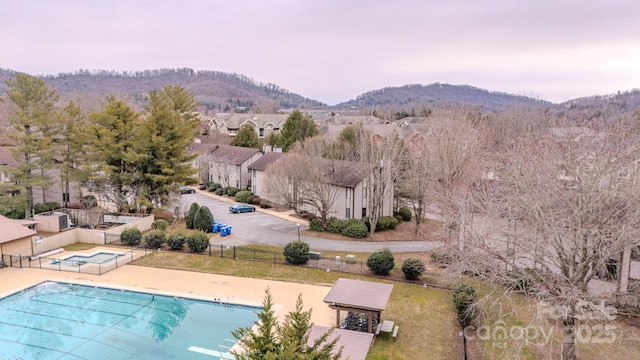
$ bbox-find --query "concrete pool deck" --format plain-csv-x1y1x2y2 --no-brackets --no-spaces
0,248,336,327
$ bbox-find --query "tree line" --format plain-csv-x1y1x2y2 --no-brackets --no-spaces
1,73,200,218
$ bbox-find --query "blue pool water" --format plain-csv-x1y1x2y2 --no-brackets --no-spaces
0,282,259,359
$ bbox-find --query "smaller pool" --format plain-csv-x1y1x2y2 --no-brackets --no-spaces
56,252,125,267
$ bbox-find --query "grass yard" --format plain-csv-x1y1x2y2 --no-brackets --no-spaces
131,249,463,359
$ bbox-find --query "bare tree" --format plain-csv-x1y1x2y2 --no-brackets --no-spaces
455,124,640,359
400,115,486,237
263,155,295,208
209,156,233,188
357,132,407,238
286,138,343,228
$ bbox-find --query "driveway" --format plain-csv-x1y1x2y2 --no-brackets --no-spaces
179,190,442,253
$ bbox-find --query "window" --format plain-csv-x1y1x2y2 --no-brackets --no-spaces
346,208,351,218
362,208,367,218
362,186,367,198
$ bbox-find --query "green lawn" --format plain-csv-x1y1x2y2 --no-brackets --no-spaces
131,248,463,359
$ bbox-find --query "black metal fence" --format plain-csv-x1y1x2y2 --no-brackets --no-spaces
207,244,369,275
1,248,148,275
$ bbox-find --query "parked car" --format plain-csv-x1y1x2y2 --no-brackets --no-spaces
178,186,196,194
229,204,256,213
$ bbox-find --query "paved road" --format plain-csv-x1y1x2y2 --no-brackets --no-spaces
179,191,442,253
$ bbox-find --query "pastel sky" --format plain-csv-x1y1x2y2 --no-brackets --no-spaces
1,0,638,105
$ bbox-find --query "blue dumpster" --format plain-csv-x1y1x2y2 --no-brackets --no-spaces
227,226,232,235
220,226,228,237
212,221,220,233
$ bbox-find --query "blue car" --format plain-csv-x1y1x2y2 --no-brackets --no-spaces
229,204,256,213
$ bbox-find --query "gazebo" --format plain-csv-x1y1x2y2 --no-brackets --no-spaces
323,278,394,333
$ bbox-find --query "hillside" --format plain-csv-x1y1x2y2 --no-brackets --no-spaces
335,83,553,111
0,68,327,114
1,68,638,121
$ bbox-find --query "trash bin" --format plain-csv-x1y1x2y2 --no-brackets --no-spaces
227,226,232,235
335,256,341,266
212,223,219,233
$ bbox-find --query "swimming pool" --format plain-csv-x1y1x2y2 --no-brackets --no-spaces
0,282,259,359
58,251,126,266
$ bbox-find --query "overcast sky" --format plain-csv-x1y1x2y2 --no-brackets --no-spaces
1,0,638,105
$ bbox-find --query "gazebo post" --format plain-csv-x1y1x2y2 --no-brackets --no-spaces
336,309,340,327
368,314,373,333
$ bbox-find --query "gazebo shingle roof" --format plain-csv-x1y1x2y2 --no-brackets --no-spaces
323,278,393,312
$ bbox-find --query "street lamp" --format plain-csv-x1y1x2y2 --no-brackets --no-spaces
296,223,301,242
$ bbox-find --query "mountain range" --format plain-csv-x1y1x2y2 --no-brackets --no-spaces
0,67,639,119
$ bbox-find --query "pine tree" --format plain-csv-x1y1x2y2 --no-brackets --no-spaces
4,74,59,218
231,287,279,359
231,289,342,360
87,96,141,212
230,123,261,148
56,100,90,207
279,110,319,151
137,86,199,210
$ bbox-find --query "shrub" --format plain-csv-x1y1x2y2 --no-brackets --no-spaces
33,202,60,214
507,268,540,294
153,209,174,221
401,258,426,280
185,202,200,229
80,195,98,209
208,187,217,192
143,230,166,249
193,206,214,232
430,247,458,268
259,199,272,208
395,215,403,223
186,231,210,252
453,284,478,328
326,217,346,234
246,195,258,204
398,206,412,221
199,184,207,190
151,219,169,231
44,201,61,211
375,216,399,231
120,228,142,246
225,187,240,196
235,190,254,203
166,231,187,250
366,248,395,275
215,188,224,195
251,196,262,205
340,219,368,239
309,218,323,232
283,241,310,265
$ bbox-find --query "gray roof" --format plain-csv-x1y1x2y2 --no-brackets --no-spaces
321,158,364,188
0,146,18,167
207,145,261,165
307,325,374,360
324,278,394,312
223,114,288,128
188,143,219,156
247,151,288,171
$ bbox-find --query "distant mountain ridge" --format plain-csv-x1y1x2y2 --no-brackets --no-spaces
336,83,554,111
0,67,638,116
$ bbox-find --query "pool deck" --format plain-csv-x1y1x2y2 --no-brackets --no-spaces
0,247,336,327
